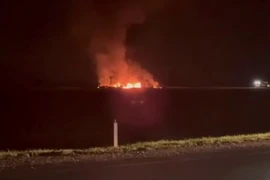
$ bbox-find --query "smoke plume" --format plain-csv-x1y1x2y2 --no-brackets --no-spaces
89,0,161,87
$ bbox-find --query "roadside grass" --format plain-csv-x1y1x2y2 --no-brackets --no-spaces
1,132,270,160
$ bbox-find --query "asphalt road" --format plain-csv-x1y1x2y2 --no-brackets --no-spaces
1,149,270,180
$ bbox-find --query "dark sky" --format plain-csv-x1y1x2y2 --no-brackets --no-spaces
2,0,270,87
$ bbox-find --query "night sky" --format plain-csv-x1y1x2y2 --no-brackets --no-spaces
2,0,270,87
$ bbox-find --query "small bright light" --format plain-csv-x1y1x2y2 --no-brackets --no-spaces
253,80,261,87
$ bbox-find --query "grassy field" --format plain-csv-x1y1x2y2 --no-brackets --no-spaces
1,132,270,160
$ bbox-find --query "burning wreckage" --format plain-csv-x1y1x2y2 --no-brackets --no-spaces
97,76,162,89
90,0,163,90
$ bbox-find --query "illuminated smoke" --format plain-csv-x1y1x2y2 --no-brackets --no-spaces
89,0,161,87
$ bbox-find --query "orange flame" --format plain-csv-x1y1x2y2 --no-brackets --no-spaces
108,82,142,89
97,81,162,89
122,82,142,89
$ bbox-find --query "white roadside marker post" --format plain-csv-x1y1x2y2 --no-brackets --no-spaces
113,119,118,148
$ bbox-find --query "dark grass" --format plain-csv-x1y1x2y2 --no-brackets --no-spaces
1,132,270,159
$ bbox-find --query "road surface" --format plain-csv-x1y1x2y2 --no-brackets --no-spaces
1,149,270,180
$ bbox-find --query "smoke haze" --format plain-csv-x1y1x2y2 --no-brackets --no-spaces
89,0,162,87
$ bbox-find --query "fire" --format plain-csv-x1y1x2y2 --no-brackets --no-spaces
108,82,142,89
97,78,163,89
97,81,161,89
122,82,142,89
114,83,121,88
96,61,160,89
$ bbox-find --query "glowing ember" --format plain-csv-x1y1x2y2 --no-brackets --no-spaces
97,82,162,89
114,83,121,88
122,82,142,89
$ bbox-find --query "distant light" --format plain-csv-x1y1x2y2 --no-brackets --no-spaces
253,80,261,87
